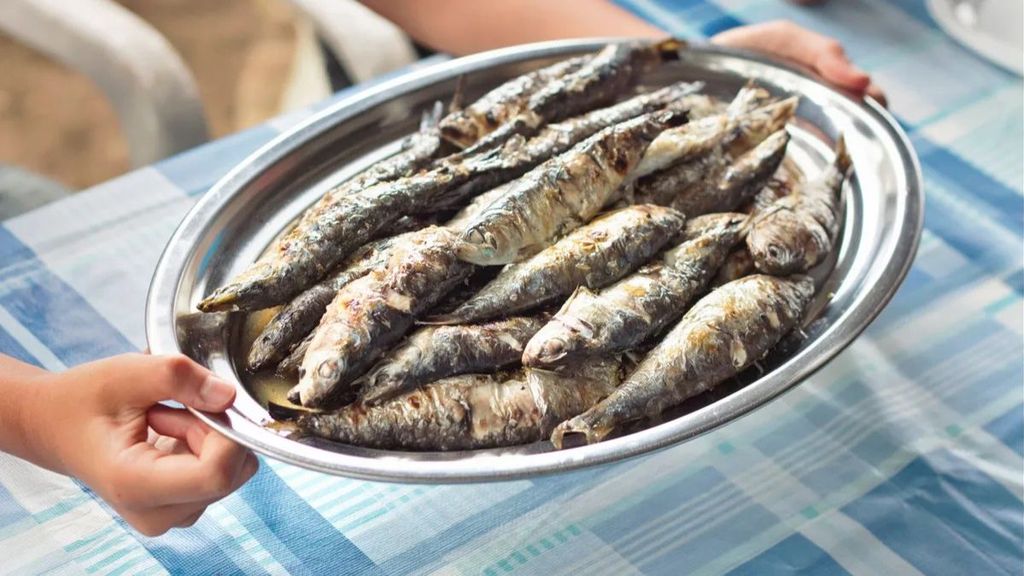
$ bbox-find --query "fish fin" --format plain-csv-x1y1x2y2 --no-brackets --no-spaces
196,289,240,313
418,311,473,325
448,75,467,115
267,401,311,422
833,134,852,176
421,100,444,132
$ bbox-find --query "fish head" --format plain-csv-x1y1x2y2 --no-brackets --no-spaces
521,288,602,368
747,212,812,275
292,349,349,408
522,332,572,367
456,225,518,266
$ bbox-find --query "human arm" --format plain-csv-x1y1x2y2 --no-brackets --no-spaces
359,0,883,101
0,353,257,536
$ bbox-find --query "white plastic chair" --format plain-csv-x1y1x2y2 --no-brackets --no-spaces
0,0,209,168
0,0,416,169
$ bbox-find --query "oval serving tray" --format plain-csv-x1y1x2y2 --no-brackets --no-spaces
146,39,923,483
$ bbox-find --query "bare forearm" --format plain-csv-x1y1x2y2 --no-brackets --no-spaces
361,0,666,55
0,355,50,466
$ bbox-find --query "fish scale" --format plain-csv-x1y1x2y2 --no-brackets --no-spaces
552,274,815,447
523,212,748,368
437,204,686,324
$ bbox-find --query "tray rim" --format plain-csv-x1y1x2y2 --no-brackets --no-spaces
146,38,924,483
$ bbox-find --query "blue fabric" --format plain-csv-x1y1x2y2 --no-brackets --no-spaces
1,1,1021,574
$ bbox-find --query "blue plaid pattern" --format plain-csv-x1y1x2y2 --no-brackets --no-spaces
1,1,1021,574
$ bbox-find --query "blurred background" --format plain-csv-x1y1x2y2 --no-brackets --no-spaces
1,0,1019,197
0,0,427,194
3,0,293,189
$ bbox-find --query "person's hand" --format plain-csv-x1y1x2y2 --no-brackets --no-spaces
17,354,257,536
711,20,886,105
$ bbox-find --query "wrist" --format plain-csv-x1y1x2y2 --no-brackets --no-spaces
0,363,71,475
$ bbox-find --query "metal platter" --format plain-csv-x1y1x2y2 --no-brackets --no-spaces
146,39,923,482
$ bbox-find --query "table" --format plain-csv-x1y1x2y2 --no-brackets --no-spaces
1,1,1021,574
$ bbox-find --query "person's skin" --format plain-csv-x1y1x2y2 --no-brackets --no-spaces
0,353,257,536
362,0,885,104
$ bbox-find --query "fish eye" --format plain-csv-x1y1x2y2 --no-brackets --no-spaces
540,339,567,362
483,231,499,249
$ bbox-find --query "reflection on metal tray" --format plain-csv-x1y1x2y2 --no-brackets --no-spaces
146,39,923,482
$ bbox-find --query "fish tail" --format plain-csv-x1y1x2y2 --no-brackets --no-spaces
550,414,611,449
833,135,852,175
266,401,310,422
196,287,240,312
653,37,686,61
653,108,689,129
448,76,467,115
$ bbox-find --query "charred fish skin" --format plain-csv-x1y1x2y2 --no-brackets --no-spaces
457,111,687,266
630,96,797,209
246,227,419,372
235,103,446,308
439,204,686,324
673,129,791,217
198,162,474,314
436,81,704,209
359,315,548,406
298,360,621,451
712,247,756,287
464,39,683,154
439,56,590,148
523,212,747,368
289,227,474,408
277,332,312,379
642,128,789,219
200,80,694,313
551,274,815,446
630,115,730,182
712,167,800,288
527,39,682,128
747,137,852,275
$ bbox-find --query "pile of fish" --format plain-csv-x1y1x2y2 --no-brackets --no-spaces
199,40,853,451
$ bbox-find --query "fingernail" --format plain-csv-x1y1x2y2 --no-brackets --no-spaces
199,375,235,408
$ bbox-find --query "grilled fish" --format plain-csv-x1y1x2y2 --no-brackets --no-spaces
247,216,430,371
523,212,747,368
463,39,682,154
294,360,622,450
200,85,697,313
359,315,548,406
277,332,312,379
457,111,686,266
197,168,461,312
674,129,791,215
435,81,704,208
747,137,851,274
712,247,756,287
712,167,800,287
552,274,815,446
288,226,473,408
630,96,796,209
439,56,590,148
438,205,685,323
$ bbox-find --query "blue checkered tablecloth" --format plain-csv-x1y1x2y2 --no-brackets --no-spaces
1,1,1021,574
